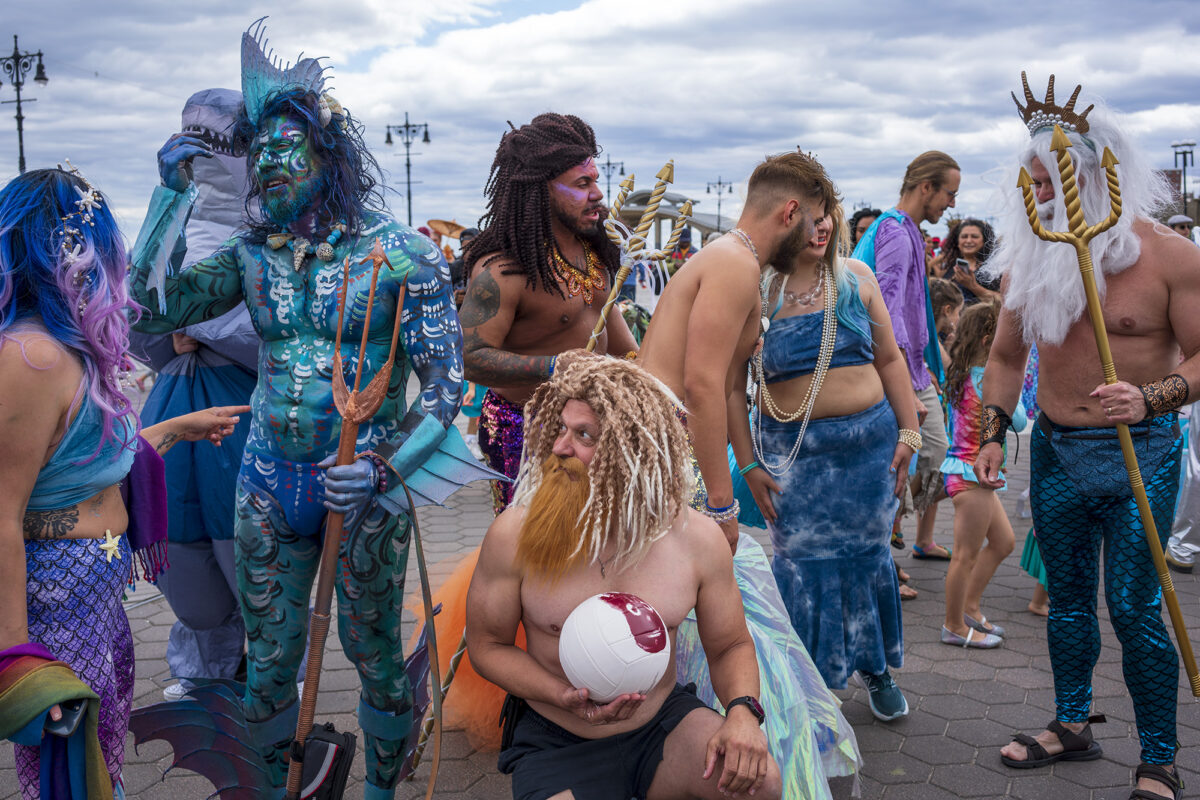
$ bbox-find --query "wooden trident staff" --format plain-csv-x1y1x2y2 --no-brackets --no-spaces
1018,125,1200,697
285,240,443,797
586,161,693,352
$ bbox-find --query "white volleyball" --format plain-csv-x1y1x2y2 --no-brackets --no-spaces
558,592,671,704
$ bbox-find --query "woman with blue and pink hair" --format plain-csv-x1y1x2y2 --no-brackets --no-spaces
0,166,245,798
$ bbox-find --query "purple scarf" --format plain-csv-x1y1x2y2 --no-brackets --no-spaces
119,436,169,584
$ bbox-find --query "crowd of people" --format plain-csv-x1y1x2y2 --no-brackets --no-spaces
3,19,1200,800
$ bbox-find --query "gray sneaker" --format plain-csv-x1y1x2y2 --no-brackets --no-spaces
858,669,909,721
162,682,190,702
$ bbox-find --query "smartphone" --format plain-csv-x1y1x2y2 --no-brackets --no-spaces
44,699,86,738
955,258,970,271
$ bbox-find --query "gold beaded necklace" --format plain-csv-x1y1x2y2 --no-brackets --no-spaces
751,262,839,477
551,241,606,304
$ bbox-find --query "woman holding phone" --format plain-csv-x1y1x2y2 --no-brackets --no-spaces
941,218,1000,306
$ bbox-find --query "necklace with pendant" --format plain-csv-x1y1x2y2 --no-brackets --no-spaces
783,270,824,307
552,241,606,304
266,222,348,272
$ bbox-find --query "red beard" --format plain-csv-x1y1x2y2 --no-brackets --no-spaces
517,454,591,581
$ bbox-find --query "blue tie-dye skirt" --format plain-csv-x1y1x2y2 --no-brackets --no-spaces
760,399,904,689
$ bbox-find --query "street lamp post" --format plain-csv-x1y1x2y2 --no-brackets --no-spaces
1173,141,1196,216
384,112,430,226
599,154,624,202
0,35,48,174
706,177,734,233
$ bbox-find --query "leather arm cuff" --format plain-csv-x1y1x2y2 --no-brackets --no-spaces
980,404,1013,448
1140,374,1189,418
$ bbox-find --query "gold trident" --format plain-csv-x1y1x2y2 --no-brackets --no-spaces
587,161,694,352
1018,125,1200,697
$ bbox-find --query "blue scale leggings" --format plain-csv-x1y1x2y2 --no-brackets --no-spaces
236,454,413,790
1030,415,1182,765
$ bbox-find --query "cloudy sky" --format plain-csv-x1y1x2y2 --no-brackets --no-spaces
3,0,1199,242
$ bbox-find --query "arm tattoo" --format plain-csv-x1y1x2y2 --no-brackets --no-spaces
458,269,502,329
156,432,182,454
462,328,555,388
23,506,79,539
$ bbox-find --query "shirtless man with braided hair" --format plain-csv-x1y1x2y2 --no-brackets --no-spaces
460,113,637,513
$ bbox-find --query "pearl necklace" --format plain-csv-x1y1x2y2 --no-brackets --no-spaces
751,263,838,477
729,227,759,262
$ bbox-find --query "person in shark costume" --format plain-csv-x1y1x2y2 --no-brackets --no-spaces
128,88,259,701
127,22,487,798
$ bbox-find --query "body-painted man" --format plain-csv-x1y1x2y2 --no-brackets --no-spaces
459,113,638,513
128,24,467,799
978,74,1200,800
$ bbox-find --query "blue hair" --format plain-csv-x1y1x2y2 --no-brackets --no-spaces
833,264,872,340
0,168,139,456
237,88,385,239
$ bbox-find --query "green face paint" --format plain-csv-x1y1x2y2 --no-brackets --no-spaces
253,114,325,227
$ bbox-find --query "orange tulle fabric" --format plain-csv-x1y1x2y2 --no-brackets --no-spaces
407,546,525,751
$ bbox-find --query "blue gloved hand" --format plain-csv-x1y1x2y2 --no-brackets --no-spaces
319,454,378,515
157,133,213,193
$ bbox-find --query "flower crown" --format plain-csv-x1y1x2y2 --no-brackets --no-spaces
1012,71,1094,137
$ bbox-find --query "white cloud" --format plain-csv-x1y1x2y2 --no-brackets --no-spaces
1,0,1197,241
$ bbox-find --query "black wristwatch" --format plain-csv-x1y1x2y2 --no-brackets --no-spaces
726,695,765,726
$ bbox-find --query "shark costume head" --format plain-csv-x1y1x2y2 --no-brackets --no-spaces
984,73,1174,346
234,18,384,240
181,88,250,254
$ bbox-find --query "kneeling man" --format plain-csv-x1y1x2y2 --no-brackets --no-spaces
466,350,781,800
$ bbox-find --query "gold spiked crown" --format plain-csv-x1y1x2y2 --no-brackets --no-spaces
1012,71,1094,136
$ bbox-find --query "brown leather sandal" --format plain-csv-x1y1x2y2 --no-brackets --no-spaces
1000,715,1105,769
1129,763,1184,800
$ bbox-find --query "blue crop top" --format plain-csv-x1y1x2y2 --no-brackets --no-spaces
24,384,137,514
760,309,874,384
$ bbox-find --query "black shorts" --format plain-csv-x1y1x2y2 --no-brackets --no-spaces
498,683,710,800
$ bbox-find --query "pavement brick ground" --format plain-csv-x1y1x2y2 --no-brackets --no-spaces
4,426,1199,799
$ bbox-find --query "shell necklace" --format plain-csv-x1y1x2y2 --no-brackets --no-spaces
751,262,838,477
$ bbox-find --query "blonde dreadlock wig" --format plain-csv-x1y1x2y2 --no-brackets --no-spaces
512,350,693,575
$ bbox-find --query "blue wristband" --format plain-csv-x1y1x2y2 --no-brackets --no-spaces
738,461,760,476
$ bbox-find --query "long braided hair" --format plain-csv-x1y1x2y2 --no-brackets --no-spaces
465,113,620,296
511,350,692,574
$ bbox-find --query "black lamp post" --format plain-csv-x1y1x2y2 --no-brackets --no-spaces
706,177,734,233
384,112,430,226
1173,140,1195,216
0,35,48,174
599,154,624,202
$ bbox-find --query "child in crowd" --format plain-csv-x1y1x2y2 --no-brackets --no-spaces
939,302,1024,648
930,277,964,351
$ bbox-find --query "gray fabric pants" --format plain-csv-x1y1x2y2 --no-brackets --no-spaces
156,539,245,685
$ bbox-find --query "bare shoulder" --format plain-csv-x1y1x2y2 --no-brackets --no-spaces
1138,220,1200,278
690,237,758,277
678,508,735,573
477,502,524,570
0,331,75,389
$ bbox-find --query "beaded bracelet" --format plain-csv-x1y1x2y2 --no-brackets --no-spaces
702,499,741,525
1140,373,1189,418
897,429,922,453
360,453,389,495
738,461,761,476
547,355,558,377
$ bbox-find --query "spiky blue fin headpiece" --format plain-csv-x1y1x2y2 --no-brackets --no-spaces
241,17,328,128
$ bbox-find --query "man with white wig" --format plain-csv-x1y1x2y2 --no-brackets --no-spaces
975,73,1200,800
